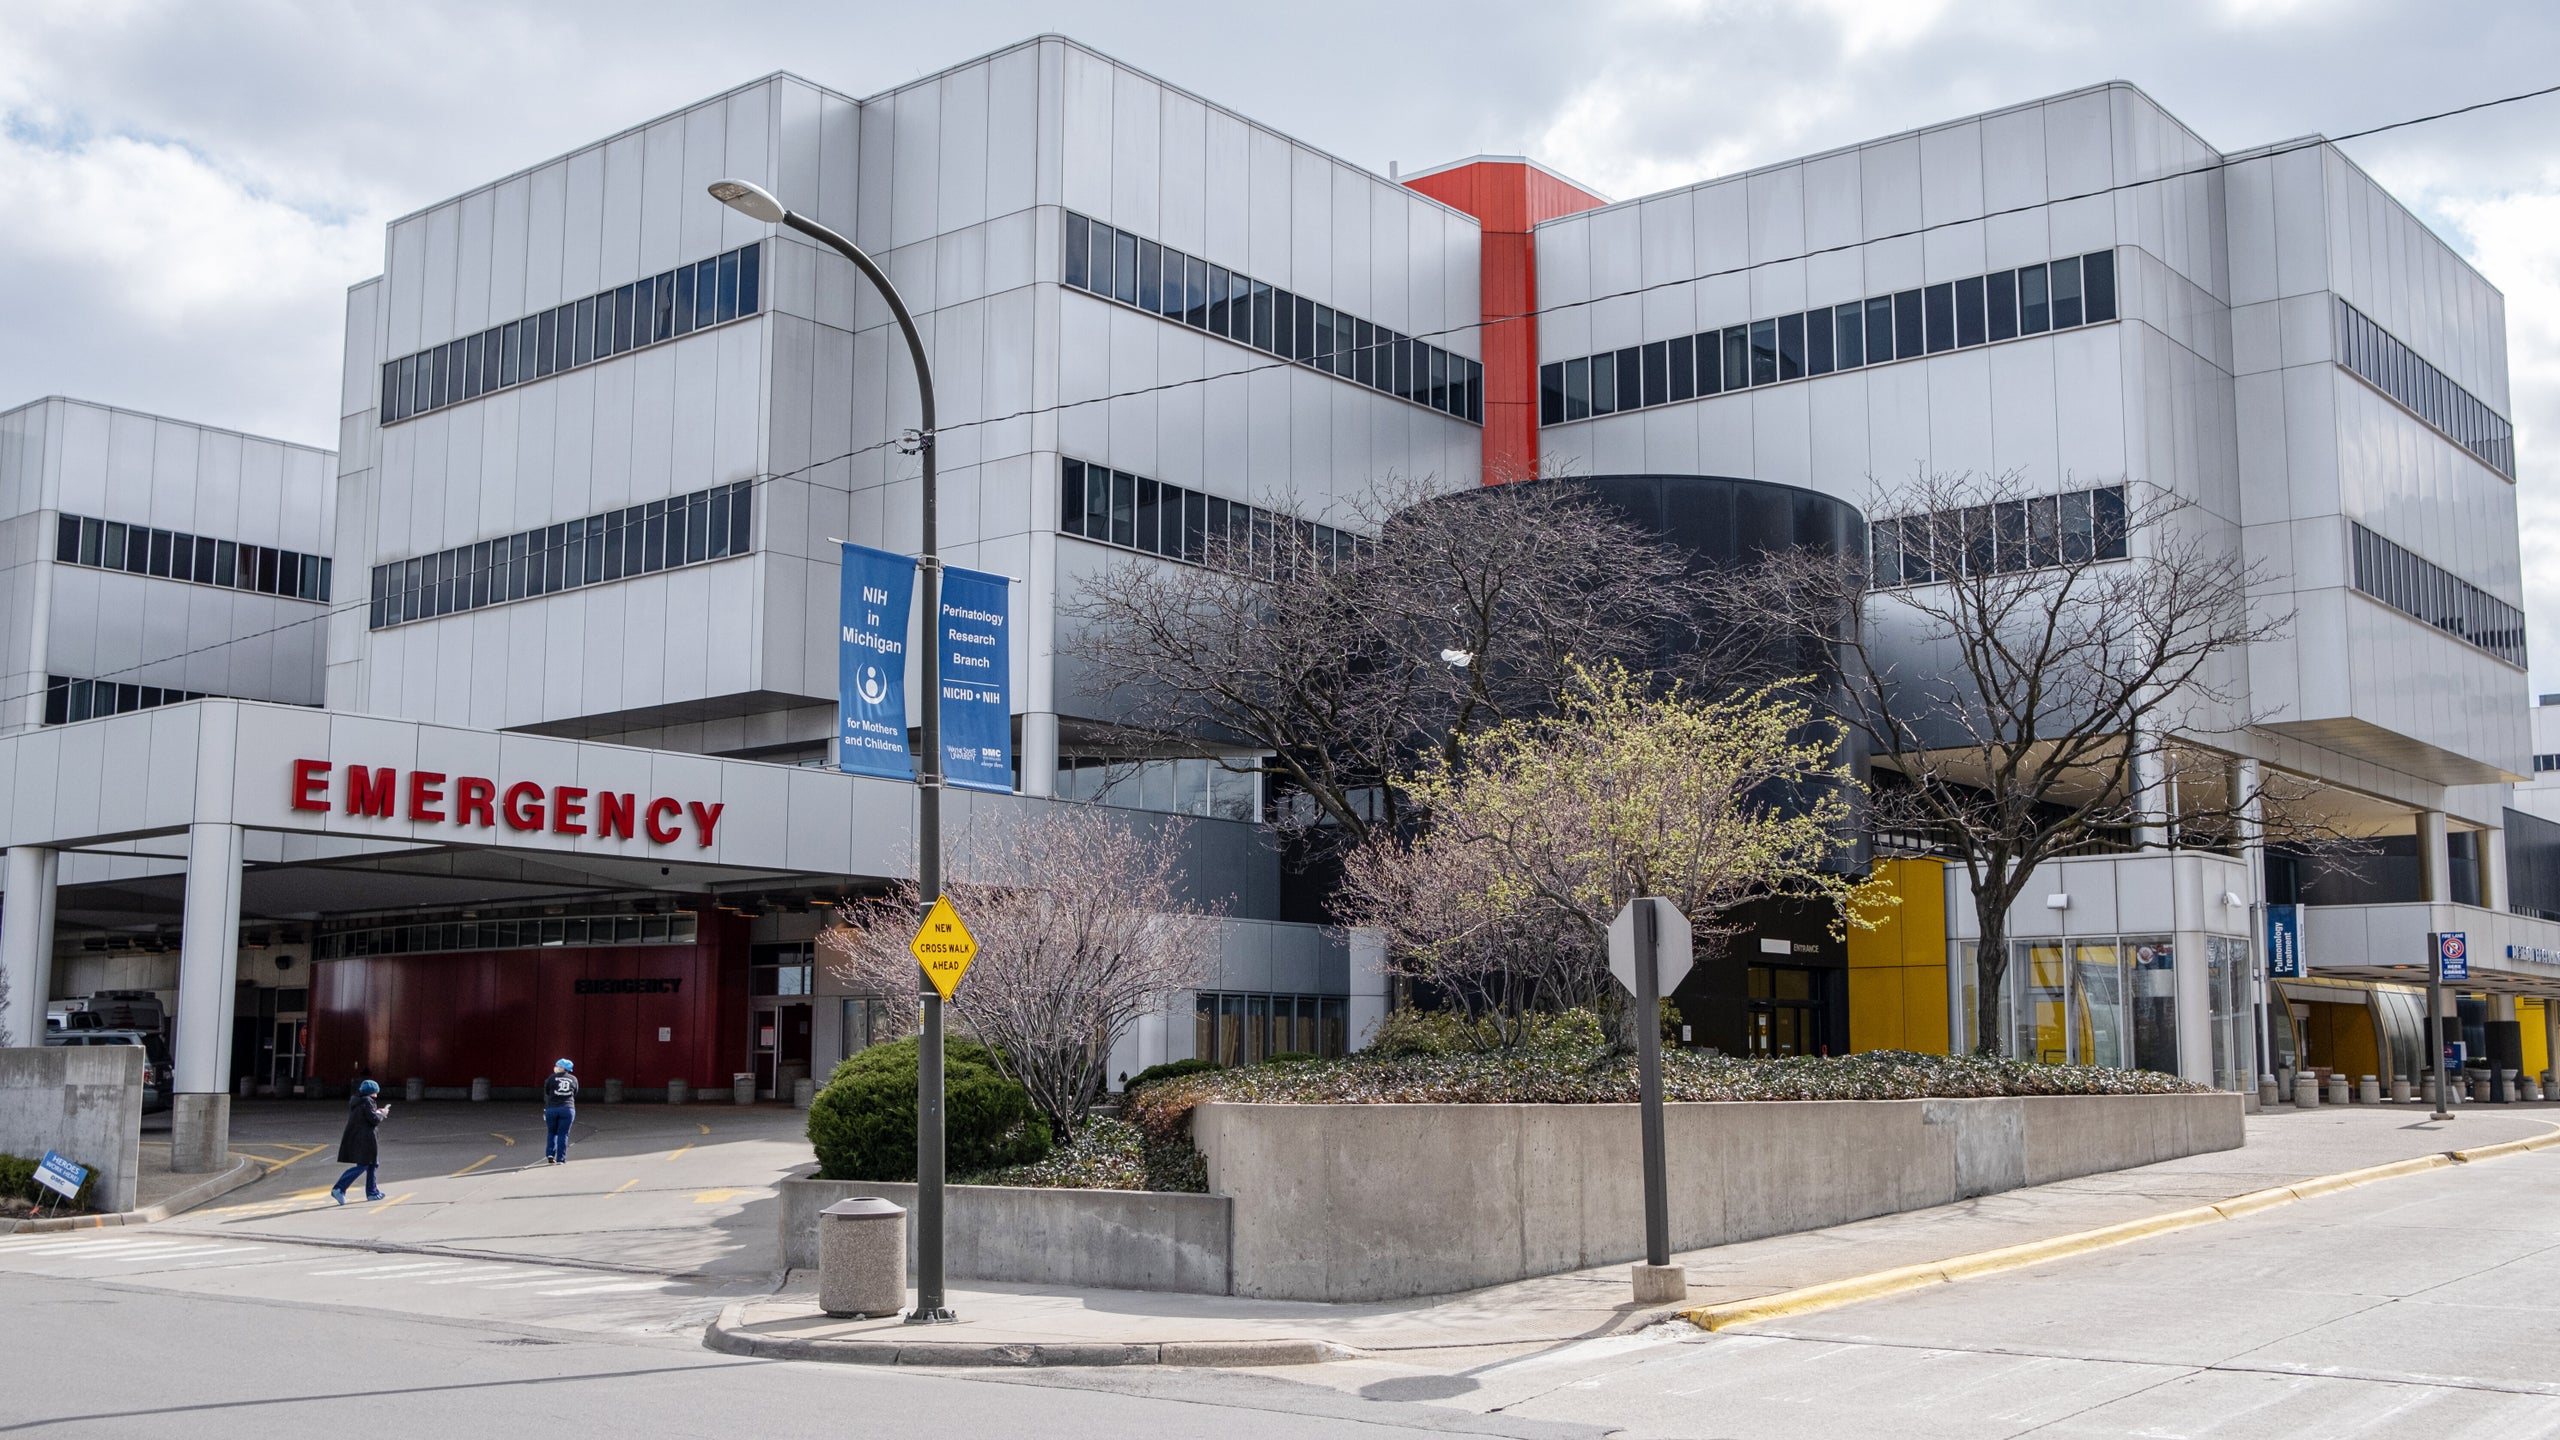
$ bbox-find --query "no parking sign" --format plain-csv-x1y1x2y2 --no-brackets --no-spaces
2438,930,2468,981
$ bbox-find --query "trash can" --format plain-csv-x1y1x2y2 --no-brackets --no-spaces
604,1078,625,1104
470,1077,492,1102
792,1077,816,1110
733,1072,756,1106
819,1197,908,1318
668,1078,691,1105
405,1077,425,1102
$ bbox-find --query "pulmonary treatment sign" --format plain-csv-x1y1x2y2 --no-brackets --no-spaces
909,895,980,1000
937,565,1013,794
838,542,918,781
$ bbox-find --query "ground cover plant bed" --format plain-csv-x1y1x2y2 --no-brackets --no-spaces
1124,1046,2206,1162
956,1117,1208,1194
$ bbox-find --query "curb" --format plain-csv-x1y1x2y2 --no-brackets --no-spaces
5,1155,263,1235
1682,1129,2560,1333
702,1302,1339,1368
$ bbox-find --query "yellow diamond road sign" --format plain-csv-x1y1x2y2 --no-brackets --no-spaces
909,895,979,1000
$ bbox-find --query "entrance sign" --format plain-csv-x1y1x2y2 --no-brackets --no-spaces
2266,904,2302,978
34,1151,86,1201
936,566,1014,794
1609,900,1694,998
2438,931,2468,981
839,543,919,780
909,895,980,1001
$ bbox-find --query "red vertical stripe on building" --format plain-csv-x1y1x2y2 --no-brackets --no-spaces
1402,159,1608,486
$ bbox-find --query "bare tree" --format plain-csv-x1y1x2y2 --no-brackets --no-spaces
824,808,1221,1135
1058,473,1751,853
1337,663,1868,1039
1754,471,2293,1055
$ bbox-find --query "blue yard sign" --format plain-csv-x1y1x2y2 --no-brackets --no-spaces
2438,930,2468,982
2266,904,2302,978
937,566,1014,793
35,1150,86,1201
838,543,918,781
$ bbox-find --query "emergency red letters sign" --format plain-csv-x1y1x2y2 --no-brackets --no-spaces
288,760,727,848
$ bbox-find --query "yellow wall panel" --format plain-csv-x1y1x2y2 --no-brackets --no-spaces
2524,1000,2550,1079
1847,857,1950,1054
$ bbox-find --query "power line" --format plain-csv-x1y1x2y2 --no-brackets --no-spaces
25,76,2559,717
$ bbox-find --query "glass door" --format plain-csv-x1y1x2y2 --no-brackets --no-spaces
1746,966,1826,1057
2015,944,2069,1064
750,1005,778,1098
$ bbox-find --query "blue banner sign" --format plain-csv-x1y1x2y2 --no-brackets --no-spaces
2437,930,2468,981
35,1150,86,1200
2266,904,2302,978
937,565,1014,794
838,543,917,780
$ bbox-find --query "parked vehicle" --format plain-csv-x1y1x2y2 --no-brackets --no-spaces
45,1029,175,1113
81,990,167,1034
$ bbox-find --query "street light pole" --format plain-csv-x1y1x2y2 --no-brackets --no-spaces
709,179,953,1322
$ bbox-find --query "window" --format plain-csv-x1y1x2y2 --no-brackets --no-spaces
381,242,764,426
1061,212,1481,425
314,904,697,960
1955,276,1987,348
2333,298,2515,477
55,513,331,602
1777,313,1806,380
1922,283,1955,354
2348,522,2526,667
2019,264,2050,334
1058,457,1354,577
366,480,751,631
1873,486,2129,588
1749,319,1777,386
1191,990,1348,1064
43,674,229,725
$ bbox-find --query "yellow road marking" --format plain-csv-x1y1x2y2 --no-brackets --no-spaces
691,1189,740,1204
490,1133,516,1146
451,1155,496,1177
697,1123,710,1135
665,1143,695,1161
369,1193,412,1214
607,1180,638,1197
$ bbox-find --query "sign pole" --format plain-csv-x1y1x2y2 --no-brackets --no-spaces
2427,931,2454,1122
1634,898,1670,1270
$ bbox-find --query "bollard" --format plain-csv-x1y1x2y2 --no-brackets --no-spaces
2391,1074,2412,1104
470,1076,491,1102
668,1078,691,1104
733,1072,756,1106
604,1078,625,1104
236,1075,254,1100
2358,1075,2380,1105
2468,1070,2491,1103
2499,1068,2518,1104
818,1197,908,1318
2523,1075,2543,1103
793,1076,816,1110
405,1077,425,1102
2327,1073,2350,1106
2258,1074,2281,1108
2294,1073,2321,1108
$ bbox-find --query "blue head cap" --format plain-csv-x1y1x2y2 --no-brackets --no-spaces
555,1058,574,1072
357,1079,380,1095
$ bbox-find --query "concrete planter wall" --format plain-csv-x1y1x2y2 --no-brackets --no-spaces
779,1177,1232,1296
1190,1093,2243,1301
0,1045,142,1213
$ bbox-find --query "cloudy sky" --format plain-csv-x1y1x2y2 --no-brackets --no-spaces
5,0,2557,691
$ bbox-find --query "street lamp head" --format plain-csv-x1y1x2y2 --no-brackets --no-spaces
707,178,787,224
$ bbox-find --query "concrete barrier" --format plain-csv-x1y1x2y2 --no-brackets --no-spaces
1190,1093,2243,1302
780,1177,1232,1296
0,1045,143,1213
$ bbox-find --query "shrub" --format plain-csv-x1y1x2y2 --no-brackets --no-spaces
1263,1052,1319,1065
956,1116,1208,1193
0,1150,97,1210
1121,1056,1222,1093
1369,1004,1609,1057
806,1037,1052,1182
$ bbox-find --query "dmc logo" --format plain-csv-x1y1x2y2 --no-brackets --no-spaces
856,663,890,705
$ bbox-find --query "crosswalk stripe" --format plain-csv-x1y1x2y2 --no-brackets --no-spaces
534,1280,669,1296
105,1246,229,1260
418,1268,524,1284
306,1262,475,1277
11,1241,194,1257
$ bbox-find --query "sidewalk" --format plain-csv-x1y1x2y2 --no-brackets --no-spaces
707,1103,2560,1367
4,1144,263,1234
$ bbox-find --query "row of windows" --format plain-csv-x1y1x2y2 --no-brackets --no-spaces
1057,754,1259,822
1062,211,1485,425
379,243,763,426
2334,299,2515,479
316,911,700,960
367,480,753,630
1058,457,1359,577
1193,991,1351,1066
1541,250,2118,425
1870,486,2128,588
53,512,331,602
42,674,247,727
2348,522,2527,668
2533,753,2560,774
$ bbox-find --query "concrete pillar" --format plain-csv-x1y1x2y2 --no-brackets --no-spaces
0,846,59,1046
2130,722,2168,849
171,822,243,1173
1020,711,1059,798
2481,825,2507,912
2418,810,2452,905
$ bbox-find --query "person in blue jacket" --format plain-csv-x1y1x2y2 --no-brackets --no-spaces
541,1059,579,1164
330,1079,389,1204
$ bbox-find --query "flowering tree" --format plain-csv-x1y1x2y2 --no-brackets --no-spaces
824,807,1221,1136
1339,663,1869,1035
